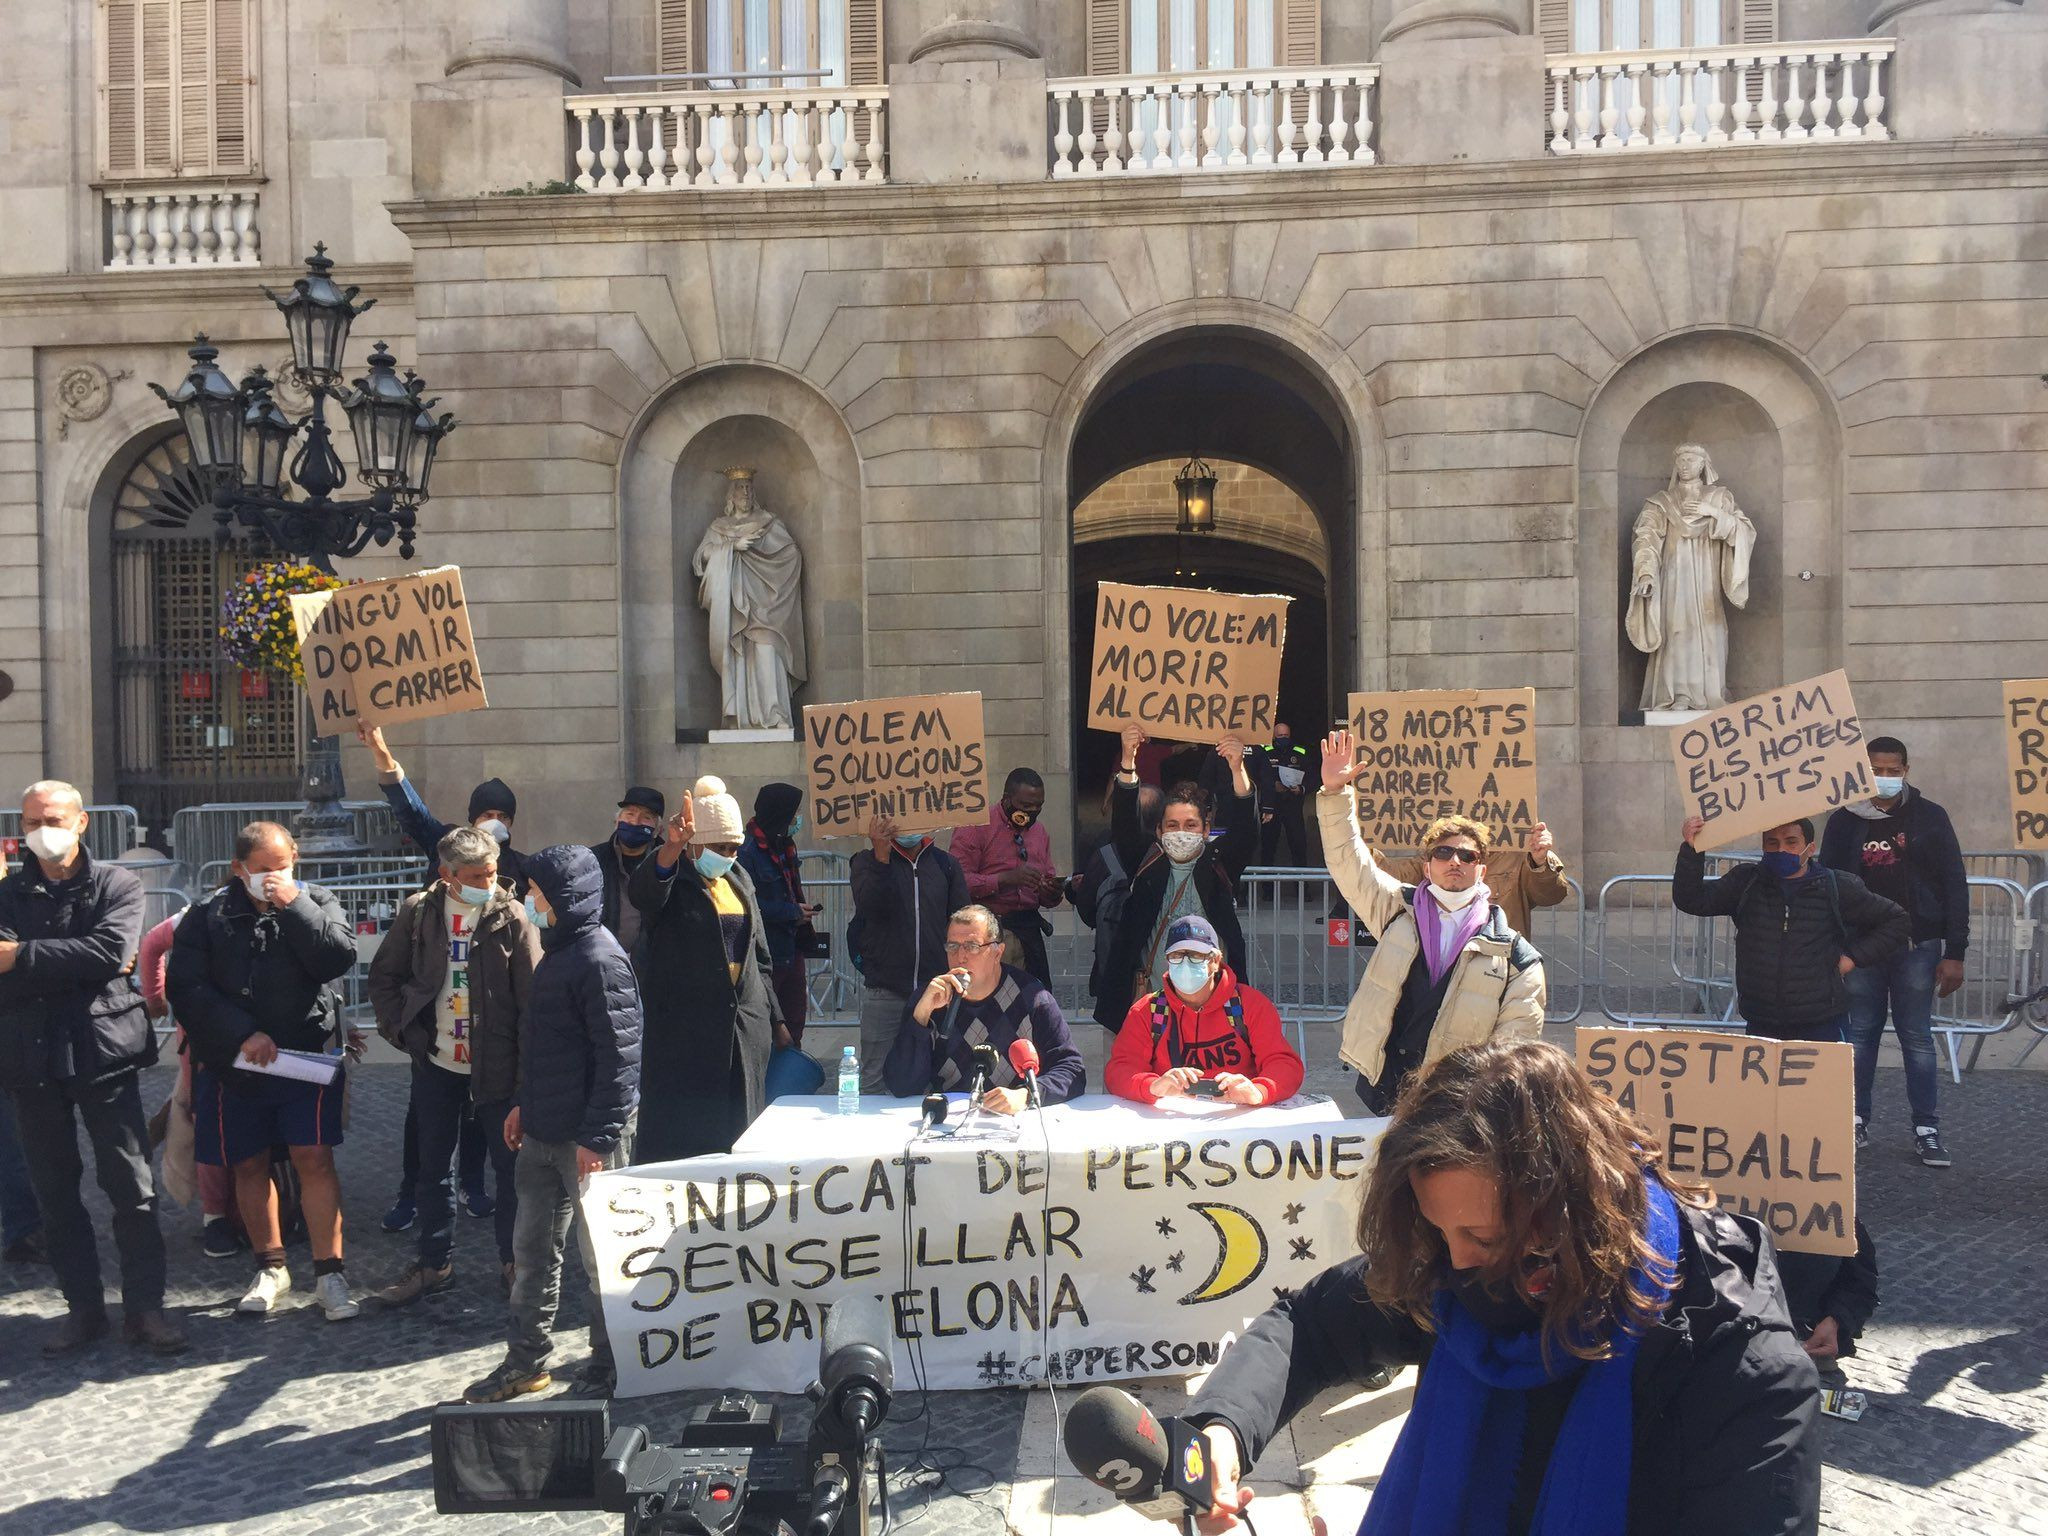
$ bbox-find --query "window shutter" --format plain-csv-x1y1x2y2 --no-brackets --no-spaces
657,0,696,86
1280,0,1319,66
177,0,213,170
104,0,140,176
211,0,251,171
1086,0,1128,76
1535,0,1571,54
846,0,883,171
1736,0,1775,44
140,0,176,173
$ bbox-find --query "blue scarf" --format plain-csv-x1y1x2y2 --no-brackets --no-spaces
1359,1179,1681,1536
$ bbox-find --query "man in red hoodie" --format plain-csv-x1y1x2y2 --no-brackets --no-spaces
1107,917,1304,1106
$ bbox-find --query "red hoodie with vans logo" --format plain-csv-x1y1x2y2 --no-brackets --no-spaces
1107,969,1305,1105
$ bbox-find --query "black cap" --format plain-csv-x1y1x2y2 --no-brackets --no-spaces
619,785,666,819
468,777,517,823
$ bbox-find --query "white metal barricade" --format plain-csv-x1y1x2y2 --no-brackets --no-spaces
1929,877,2036,1079
169,800,405,884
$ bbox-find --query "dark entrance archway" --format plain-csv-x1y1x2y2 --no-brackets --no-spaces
1067,329,1357,847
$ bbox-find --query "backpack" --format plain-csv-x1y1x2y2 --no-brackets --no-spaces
1148,989,1251,1068
1086,846,1132,997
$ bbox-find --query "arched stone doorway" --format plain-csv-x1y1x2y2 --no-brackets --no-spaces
1061,327,1362,847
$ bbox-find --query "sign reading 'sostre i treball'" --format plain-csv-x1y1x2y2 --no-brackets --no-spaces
1088,582,1291,746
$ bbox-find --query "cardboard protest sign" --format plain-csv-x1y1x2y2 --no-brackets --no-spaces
289,565,486,730
1668,670,1873,850
2001,679,2048,848
585,1100,1382,1396
1346,688,1538,849
1577,1027,1854,1256
1087,583,1291,746
802,692,987,836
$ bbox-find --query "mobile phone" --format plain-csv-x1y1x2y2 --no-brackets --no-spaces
1188,1079,1224,1099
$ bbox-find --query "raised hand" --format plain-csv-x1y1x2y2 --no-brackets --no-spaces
1321,730,1360,790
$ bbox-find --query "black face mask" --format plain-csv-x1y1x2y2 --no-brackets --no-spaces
1005,801,1039,829
1447,1265,1544,1334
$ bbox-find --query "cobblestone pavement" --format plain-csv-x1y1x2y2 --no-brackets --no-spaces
0,1050,2042,1535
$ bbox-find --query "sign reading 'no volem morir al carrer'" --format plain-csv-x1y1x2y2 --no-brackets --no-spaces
1088,583,1291,746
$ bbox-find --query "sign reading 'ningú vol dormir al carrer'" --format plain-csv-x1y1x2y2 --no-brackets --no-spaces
288,565,486,730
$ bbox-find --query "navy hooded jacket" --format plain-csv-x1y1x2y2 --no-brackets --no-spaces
518,844,642,1154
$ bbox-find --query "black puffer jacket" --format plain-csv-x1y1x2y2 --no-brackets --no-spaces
517,844,641,1154
1191,1202,1821,1536
627,849,778,1162
0,853,153,1088
168,879,358,1073
847,842,968,997
1097,776,1258,1033
1671,845,1909,1038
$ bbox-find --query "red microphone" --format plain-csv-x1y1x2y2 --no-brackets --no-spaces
1008,1038,1042,1108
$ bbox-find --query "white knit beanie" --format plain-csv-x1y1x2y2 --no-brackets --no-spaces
693,775,746,844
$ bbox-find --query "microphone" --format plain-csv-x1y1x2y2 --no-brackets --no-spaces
965,1043,1002,1107
920,1092,949,1130
1061,1386,1218,1521
929,970,969,1094
1007,1038,1042,1108
803,1296,896,1536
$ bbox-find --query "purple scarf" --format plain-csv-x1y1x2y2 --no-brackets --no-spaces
1412,882,1493,986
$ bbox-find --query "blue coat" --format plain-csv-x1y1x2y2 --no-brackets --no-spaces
517,844,642,1154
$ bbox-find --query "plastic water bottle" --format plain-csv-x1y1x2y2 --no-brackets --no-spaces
837,1045,860,1114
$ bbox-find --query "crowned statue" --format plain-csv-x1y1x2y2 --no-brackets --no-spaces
692,467,808,730
1625,443,1756,712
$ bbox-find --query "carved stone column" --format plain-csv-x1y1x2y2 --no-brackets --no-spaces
414,0,581,199
1373,0,1545,166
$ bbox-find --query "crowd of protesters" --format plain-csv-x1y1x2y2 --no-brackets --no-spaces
0,714,1966,1443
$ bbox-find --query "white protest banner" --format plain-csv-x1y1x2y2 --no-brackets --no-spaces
2001,679,2048,848
1668,670,1873,850
1087,583,1291,746
1577,1027,1855,1256
584,1098,1382,1397
289,565,486,730
1346,688,1539,849
801,692,988,837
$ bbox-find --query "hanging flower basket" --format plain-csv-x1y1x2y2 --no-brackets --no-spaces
219,560,347,688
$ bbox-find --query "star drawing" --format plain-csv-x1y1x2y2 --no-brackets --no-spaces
1166,1251,1186,1273
1282,1202,1306,1226
1155,1216,1176,1237
1131,1265,1157,1295
1289,1237,1316,1262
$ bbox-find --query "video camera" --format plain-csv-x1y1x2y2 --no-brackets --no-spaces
431,1298,896,1536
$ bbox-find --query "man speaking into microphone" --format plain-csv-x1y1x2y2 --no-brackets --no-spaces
882,905,1085,1112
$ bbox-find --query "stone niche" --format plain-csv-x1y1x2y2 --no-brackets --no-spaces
619,364,864,798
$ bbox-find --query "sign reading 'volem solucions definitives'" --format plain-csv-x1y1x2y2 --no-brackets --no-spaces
802,692,988,837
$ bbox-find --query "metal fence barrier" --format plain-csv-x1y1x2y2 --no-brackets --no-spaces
168,800,406,886
0,803,142,863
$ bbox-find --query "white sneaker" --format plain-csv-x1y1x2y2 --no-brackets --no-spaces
238,1265,292,1315
315,1271,360,1321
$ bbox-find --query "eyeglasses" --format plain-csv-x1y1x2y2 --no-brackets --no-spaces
1427,846,1481,866
943,940,999,955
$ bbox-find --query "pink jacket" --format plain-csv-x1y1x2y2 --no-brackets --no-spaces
949,804,1058,917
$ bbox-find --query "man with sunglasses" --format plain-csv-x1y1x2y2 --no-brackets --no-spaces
1318,730,1546,1115
883,904,1085,1113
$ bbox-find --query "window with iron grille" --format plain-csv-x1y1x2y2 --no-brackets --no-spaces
110,432,298,839
99,0,258,180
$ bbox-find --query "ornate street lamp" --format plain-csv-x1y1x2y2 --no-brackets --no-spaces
147,245,457,852
1174,454,1218,535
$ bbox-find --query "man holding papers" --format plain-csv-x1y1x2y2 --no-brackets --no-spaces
169,822,359,1322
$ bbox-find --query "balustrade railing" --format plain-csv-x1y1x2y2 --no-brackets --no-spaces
1047,67,1378,178
102,184,262,269
568,88,889,190
1547,40,1893,153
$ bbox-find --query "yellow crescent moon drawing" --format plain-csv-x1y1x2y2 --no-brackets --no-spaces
1179,1203,1269,1306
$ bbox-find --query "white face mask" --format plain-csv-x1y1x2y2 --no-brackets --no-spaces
477,818,511,844
24,825,80,863
243,868,291,904
1161,830,1207,864
1427,881,1485,911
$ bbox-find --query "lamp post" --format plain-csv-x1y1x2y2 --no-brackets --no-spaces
1174,454,1218,535
149,245,456,853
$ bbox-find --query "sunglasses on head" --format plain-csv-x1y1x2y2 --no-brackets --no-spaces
1428,845,1481,865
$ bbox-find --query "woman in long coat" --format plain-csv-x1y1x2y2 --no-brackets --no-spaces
627,775,784,1161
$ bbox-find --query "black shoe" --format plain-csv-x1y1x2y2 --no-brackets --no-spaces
1853,1119,1869,1153
2,1231,48,1265
464,1188,495,1220
43,1310,110,1356
1915,1128,1951,1168
201,1219,240,1260
381,1197,416,1234
465,1360,553,1403
566,1361,617,1400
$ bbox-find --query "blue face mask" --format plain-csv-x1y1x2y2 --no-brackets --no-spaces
450,880,493,907
614,821,658,852
1167,956,1214,996
789,814,805,837
694,849,738,880
1759,849,1806,880
524,898,553,929
894,833,925,850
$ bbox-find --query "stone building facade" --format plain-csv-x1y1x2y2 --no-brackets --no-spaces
3,0,2046,876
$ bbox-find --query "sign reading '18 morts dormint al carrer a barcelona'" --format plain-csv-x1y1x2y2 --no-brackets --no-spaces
1088,583,1291,746
1345,688,1540,850
289,565,487,730
802,692,988,837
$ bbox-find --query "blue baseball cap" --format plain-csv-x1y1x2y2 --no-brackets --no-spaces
1164,915,1222,959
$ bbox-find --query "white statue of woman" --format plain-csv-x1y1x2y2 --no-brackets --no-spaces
1625,443,1756,712
692,467,808,729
